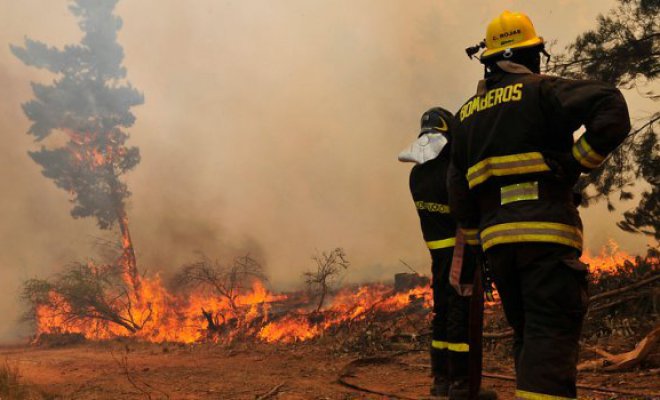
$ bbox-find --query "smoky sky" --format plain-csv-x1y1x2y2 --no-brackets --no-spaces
0,0,653,342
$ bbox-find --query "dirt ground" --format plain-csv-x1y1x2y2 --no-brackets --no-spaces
2,340,658,400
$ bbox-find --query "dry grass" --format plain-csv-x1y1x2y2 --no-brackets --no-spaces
0,361,57,400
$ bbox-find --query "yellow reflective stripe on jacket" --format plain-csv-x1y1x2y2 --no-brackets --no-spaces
501,181,539,205
466,152,551,188
427,237,456,250
432,340,470,352
415,201,451,214
515,389,575,400
480,222,583,251
572,136,605,169
460,228,480,245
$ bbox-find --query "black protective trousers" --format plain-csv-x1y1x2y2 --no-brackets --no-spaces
430,247,474,382
485,243,589,400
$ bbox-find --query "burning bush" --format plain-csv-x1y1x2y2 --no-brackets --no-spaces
176,254,267,313
584,247,659,340
23,261,152,337
303,248,350,312
174,253,276,338
22,240,657,349
20,246,435,346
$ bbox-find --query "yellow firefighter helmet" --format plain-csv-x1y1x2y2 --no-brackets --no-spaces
481,11,544,60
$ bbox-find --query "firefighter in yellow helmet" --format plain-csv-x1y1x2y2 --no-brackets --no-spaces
449,10,630,400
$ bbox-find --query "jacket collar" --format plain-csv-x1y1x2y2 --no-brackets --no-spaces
496,61,534,74
475,61,534,96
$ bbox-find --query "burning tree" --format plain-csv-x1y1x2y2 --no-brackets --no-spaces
22,261,153,335
11,0,144,290
304,248,350,312
176,254,268,332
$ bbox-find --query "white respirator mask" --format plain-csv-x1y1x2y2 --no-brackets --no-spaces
397,133,448,164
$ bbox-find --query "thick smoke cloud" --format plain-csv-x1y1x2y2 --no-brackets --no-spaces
0,0,647,342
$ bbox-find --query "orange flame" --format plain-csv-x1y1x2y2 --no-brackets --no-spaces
34,240,642,344
34,273,432,344
259,316,320,343
580,239,636,275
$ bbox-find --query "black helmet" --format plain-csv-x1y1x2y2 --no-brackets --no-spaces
420,107,454,136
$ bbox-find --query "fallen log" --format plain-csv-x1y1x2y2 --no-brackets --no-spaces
578,323,660,372
588,292,649,314
484,329,514,339
588,274,660,303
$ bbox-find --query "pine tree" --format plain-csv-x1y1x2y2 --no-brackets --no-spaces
549,0,659,240
11,0,144,286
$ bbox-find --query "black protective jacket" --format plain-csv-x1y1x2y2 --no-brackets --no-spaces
410,147,456,250
448,64,630,253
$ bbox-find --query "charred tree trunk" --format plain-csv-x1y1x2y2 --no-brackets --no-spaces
106,164,140,297
316,282,328,313
202,308,220,332
117,211,139,294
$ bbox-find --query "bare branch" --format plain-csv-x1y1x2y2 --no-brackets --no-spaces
304,248,350,312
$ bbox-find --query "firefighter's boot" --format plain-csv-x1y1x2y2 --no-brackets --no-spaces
448,379,498,400
430,348,450,398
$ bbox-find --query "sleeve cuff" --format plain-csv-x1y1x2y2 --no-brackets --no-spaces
572,136,606,170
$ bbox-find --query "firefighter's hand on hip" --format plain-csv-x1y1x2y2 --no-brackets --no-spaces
543,152,582,187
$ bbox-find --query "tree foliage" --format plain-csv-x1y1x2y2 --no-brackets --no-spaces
549,0,659,239
551,0,658,86
11,0,143,230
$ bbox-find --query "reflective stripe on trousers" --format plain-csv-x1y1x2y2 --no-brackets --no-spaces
426,237,456,250
432,340,470,352
480,222,583,251
466,152,550,188
515,389,576,400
